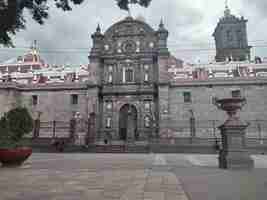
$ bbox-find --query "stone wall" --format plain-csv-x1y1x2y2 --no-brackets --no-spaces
159,78,267,138
0,86,20,117
0,83,99,138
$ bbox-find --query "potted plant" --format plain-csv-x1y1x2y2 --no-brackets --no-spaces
0,107,33,167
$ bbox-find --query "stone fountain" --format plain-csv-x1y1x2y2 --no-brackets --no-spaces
214,97,254,169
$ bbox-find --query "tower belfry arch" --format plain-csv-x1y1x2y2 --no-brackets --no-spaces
213,1,251,62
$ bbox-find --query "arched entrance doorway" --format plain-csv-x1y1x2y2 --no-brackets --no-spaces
119,104,137,141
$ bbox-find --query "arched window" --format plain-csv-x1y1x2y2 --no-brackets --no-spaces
236,30,242,47
227,30,233,41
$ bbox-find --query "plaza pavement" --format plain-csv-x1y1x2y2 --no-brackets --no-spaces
0,153,267,200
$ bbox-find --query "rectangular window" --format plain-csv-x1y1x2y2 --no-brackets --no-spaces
32,95,38,106
71,94,78,105
183,92,192,103
232,90,241,98
125,69,134,82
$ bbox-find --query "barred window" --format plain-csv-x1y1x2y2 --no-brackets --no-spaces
32,95,38,106
232,90,241,98
183,92,192,103
71,94,78,105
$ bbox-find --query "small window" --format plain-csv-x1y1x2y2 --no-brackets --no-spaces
71,94,78,105
183,92,192,103
32,95,38,106
232,90,241,98
125,68,134,82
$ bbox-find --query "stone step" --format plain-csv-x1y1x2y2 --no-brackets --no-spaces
95,145,126,153
125,145,149,153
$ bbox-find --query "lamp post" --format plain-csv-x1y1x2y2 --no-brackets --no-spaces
69,112,80,144
74,112,82,145
33,111,42,138
85,114,91,146
189,109,196,143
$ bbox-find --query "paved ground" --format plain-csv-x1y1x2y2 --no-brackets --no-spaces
1,153,267,200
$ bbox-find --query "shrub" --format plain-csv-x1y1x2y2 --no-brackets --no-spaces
0,107,33,148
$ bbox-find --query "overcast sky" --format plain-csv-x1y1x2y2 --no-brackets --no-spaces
1,0,267,65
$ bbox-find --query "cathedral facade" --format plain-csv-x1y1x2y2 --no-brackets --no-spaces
88,16,170,143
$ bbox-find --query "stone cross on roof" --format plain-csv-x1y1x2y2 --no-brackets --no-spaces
225,0,228,8
224,0,231,16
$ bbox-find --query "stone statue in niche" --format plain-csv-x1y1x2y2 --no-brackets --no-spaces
160,102,168,114
145,116,150,128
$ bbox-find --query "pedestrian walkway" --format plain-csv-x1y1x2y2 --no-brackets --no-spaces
178,154,267,168
2,153,267,200
0,154,189,200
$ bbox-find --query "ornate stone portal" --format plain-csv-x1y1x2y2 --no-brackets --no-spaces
214,97,254,169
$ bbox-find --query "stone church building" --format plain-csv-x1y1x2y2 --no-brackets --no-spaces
1,6,267,147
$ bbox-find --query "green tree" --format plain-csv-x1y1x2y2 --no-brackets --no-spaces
0,107,33,148
0,0,152,46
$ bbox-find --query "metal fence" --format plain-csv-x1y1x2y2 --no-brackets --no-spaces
33,119,267,142
160,119,267,139
38,121,70,138
157,119,267,146
33,119,88,138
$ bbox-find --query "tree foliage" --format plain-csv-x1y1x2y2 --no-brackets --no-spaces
0,107,33,148
116,0,152,11
0,0,152,46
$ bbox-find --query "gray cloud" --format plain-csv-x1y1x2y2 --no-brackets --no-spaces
242,0,267,18
1,0,267,64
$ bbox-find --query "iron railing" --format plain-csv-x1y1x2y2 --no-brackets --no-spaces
32,119,267,145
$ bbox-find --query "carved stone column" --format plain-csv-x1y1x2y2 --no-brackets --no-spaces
127,109,135,143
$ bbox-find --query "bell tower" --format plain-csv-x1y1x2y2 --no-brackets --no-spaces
213,1,251,62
